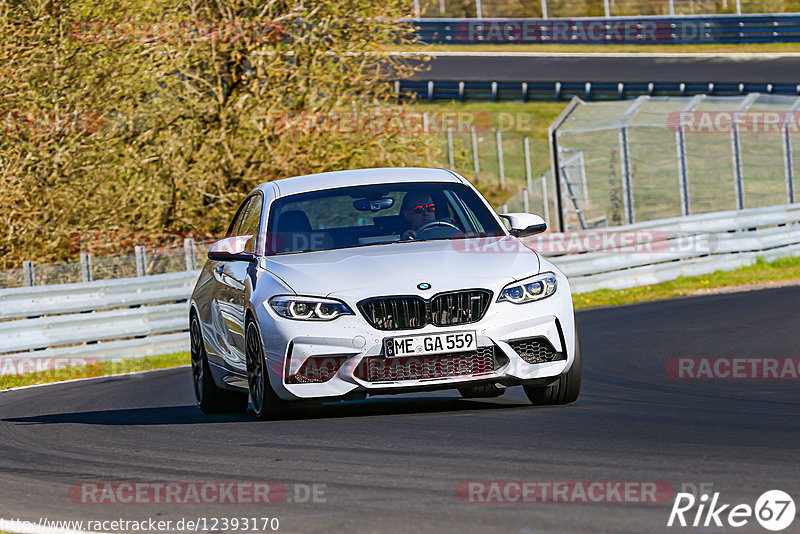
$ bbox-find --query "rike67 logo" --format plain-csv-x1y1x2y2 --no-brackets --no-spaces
668,489,795,531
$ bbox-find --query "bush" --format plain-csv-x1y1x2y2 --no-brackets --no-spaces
0,0,436,269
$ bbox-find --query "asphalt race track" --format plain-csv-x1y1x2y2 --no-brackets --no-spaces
1,287,799,533
406,52,800,83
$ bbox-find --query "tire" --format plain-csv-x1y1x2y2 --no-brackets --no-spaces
458,383,505,398
523,328,582,406
190,315,248,414
246,319,290,420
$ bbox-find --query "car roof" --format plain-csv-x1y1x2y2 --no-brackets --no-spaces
258,167,463,198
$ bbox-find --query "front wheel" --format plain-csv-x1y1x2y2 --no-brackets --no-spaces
190,315,248,414
523,329,582,406
246,320,289,420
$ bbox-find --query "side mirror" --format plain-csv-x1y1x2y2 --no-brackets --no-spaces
208,235,256,262
499,213,547,237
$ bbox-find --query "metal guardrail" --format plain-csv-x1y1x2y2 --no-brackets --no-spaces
0,272,196,374
2,203,800,373
0,303,188,354
413,0,782,19
397,80,800,102
541,203,800,255
0,270,199,320
413,15,800,44
535,203,800,292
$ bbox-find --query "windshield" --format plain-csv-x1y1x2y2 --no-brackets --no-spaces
266,182,504,255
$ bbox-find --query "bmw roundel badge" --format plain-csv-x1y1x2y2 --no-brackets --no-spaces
417,282,431,290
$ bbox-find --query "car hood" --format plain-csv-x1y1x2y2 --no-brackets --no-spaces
264,236,540,299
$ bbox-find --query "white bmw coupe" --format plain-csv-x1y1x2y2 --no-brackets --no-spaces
189,168,581,419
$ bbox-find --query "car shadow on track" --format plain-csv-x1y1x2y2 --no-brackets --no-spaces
3,397,533,425
2,405,251,425
277,396,533,422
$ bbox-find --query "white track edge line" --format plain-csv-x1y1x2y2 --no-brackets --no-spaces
0,365,190,393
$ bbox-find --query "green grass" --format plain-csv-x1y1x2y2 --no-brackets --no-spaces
573,255,800,309
417,101,565,139
398,43,800,54
414,101,566,205
0,351,189,390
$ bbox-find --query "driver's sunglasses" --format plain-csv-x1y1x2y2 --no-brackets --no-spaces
409,203,435,214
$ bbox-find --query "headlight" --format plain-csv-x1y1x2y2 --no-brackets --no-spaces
498,272,557,304
269,296,354,321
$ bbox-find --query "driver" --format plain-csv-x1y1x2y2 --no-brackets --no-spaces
400,191,436,231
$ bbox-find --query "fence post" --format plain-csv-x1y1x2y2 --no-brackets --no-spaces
184,238,197,271
616,96,648,225
540,0,548,19
676,125,691,216
782,97,800,204
496,130,505,189
731,94,757,210
604,0,611,17
475,0,482,18
80,252,93,283
23,261,35,287
471,125,480,183
579,151,589,205
618,126,635,225
668,0,675,16
413,0,420,18
447,127,455,169
541,175,550,229
731,122,745,210
523,187,530,213
135,245,147,277
524,136,533,194
783,125,794,204
735,0,741,15
675,95,704,216
549,97,583,232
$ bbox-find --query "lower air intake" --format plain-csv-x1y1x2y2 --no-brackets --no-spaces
356,345,502,383
508,337,564,365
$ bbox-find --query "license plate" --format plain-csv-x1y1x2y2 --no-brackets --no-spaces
384,331,477,358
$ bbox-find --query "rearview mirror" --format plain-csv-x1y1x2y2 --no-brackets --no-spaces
353,197,394,212
208,235,256,262
499,213,547,237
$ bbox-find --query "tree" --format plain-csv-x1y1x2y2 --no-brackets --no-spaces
0,0,434,268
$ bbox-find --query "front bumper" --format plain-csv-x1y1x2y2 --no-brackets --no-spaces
258,277,576,401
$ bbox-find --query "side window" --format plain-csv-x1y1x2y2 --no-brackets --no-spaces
226,198,251,238
239,195,263,253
